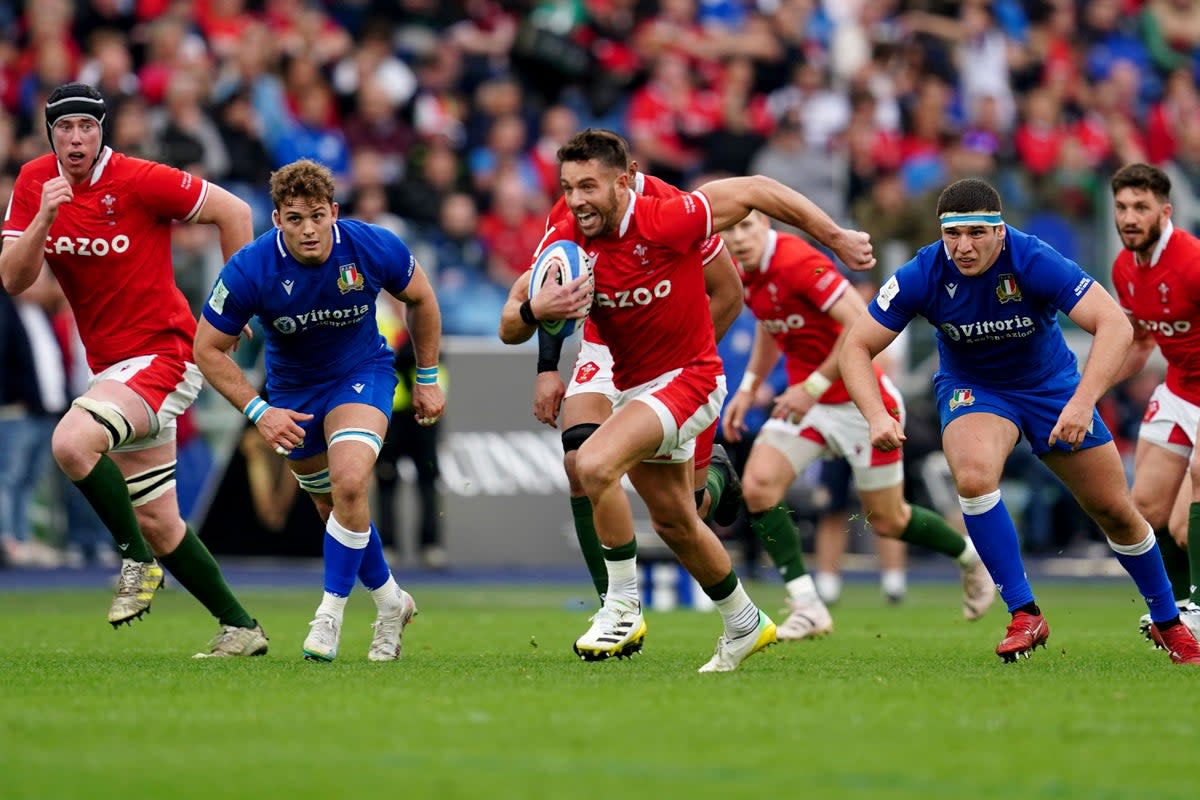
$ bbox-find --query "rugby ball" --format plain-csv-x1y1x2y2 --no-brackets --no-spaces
528,239,593,339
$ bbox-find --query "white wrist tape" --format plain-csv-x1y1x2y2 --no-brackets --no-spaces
801,371,832,399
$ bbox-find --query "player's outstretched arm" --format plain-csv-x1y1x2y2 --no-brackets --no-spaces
697,175,876,273
703,247,743,342
393,261,446,425
193,182,254,261
839,312,905,451
193,316,311,454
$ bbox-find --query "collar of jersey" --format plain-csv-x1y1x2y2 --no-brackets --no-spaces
758,228,779,275
1143,217,1174,268
275,222,342,262
617,188,637,238
56,146,113,187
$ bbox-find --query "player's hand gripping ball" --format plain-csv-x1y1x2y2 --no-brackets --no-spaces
529,239,593,339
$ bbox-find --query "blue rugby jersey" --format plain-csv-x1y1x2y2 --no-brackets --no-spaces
203,218,416,392
868,225,1094,388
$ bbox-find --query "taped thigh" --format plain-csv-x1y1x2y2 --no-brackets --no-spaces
73,396,137,450
329,427,383,457
125,461,176,507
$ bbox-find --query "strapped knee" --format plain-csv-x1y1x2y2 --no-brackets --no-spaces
293,467,332,494
126,461,176,507
73,396,137,450
329,427,383,457
561,423,600,454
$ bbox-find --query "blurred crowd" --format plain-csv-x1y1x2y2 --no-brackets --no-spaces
1,0,1196,564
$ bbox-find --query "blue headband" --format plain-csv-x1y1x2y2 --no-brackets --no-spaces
939,212,1003,228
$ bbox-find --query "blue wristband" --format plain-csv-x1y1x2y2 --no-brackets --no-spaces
415,365,439,386
243,396,270,424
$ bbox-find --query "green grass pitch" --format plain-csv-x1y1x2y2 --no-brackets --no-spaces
0,580,1195,799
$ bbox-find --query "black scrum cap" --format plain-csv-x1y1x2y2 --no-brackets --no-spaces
45,82,107,153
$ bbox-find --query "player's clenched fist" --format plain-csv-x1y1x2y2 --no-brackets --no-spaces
38,176,74,222
867,412,906,452
831,228,875,273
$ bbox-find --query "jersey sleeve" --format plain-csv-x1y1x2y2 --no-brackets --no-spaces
699,234,724,265
131,161,209,222
789,250,846,312
637,192,712,254
2,169,38,237
202,251,258,336
1024,240,1093,314
868,259,923,332
358,223,416,295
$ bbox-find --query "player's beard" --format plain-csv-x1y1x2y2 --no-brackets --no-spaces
1121,218,1162,259
577,187,620,238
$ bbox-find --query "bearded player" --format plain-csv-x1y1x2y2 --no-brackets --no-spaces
502,163,745,643
505,128,875,672
1109,162,1200,641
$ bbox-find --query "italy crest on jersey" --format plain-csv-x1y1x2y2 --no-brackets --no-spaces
949,388,976,411
996,273,1022,304
337,262,364,294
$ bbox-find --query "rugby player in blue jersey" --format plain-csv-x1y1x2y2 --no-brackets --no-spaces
839,177,1200,664
194,159,445,662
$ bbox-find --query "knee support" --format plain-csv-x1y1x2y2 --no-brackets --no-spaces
73,396,136,450
293,467,332,494
125,461,176,507
329,427,383,457
561,423,600,454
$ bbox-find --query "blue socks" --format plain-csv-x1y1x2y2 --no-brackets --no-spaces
357,524,392,591
323,513,370,597
959,491,1035,612
1110,529,1177,624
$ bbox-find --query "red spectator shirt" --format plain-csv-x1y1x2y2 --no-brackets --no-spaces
1113,222,1200,406
3,148,208,372
543,188,720,389
540,172,724,346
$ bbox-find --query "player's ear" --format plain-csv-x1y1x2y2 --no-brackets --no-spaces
271,209,281,229
330,201,339,221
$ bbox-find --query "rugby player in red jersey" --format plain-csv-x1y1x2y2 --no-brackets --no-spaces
1111,162,1200,645
503,128,873,671
503,163,745,634
720,210,995,641
0,83,267,657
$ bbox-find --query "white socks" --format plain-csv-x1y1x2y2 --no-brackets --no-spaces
714,581,760,637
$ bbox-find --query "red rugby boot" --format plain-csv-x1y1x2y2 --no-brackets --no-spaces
995,610,1049,663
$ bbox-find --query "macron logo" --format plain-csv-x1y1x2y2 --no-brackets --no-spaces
282,280,294,295
945,283,958,298
352,383,365,393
